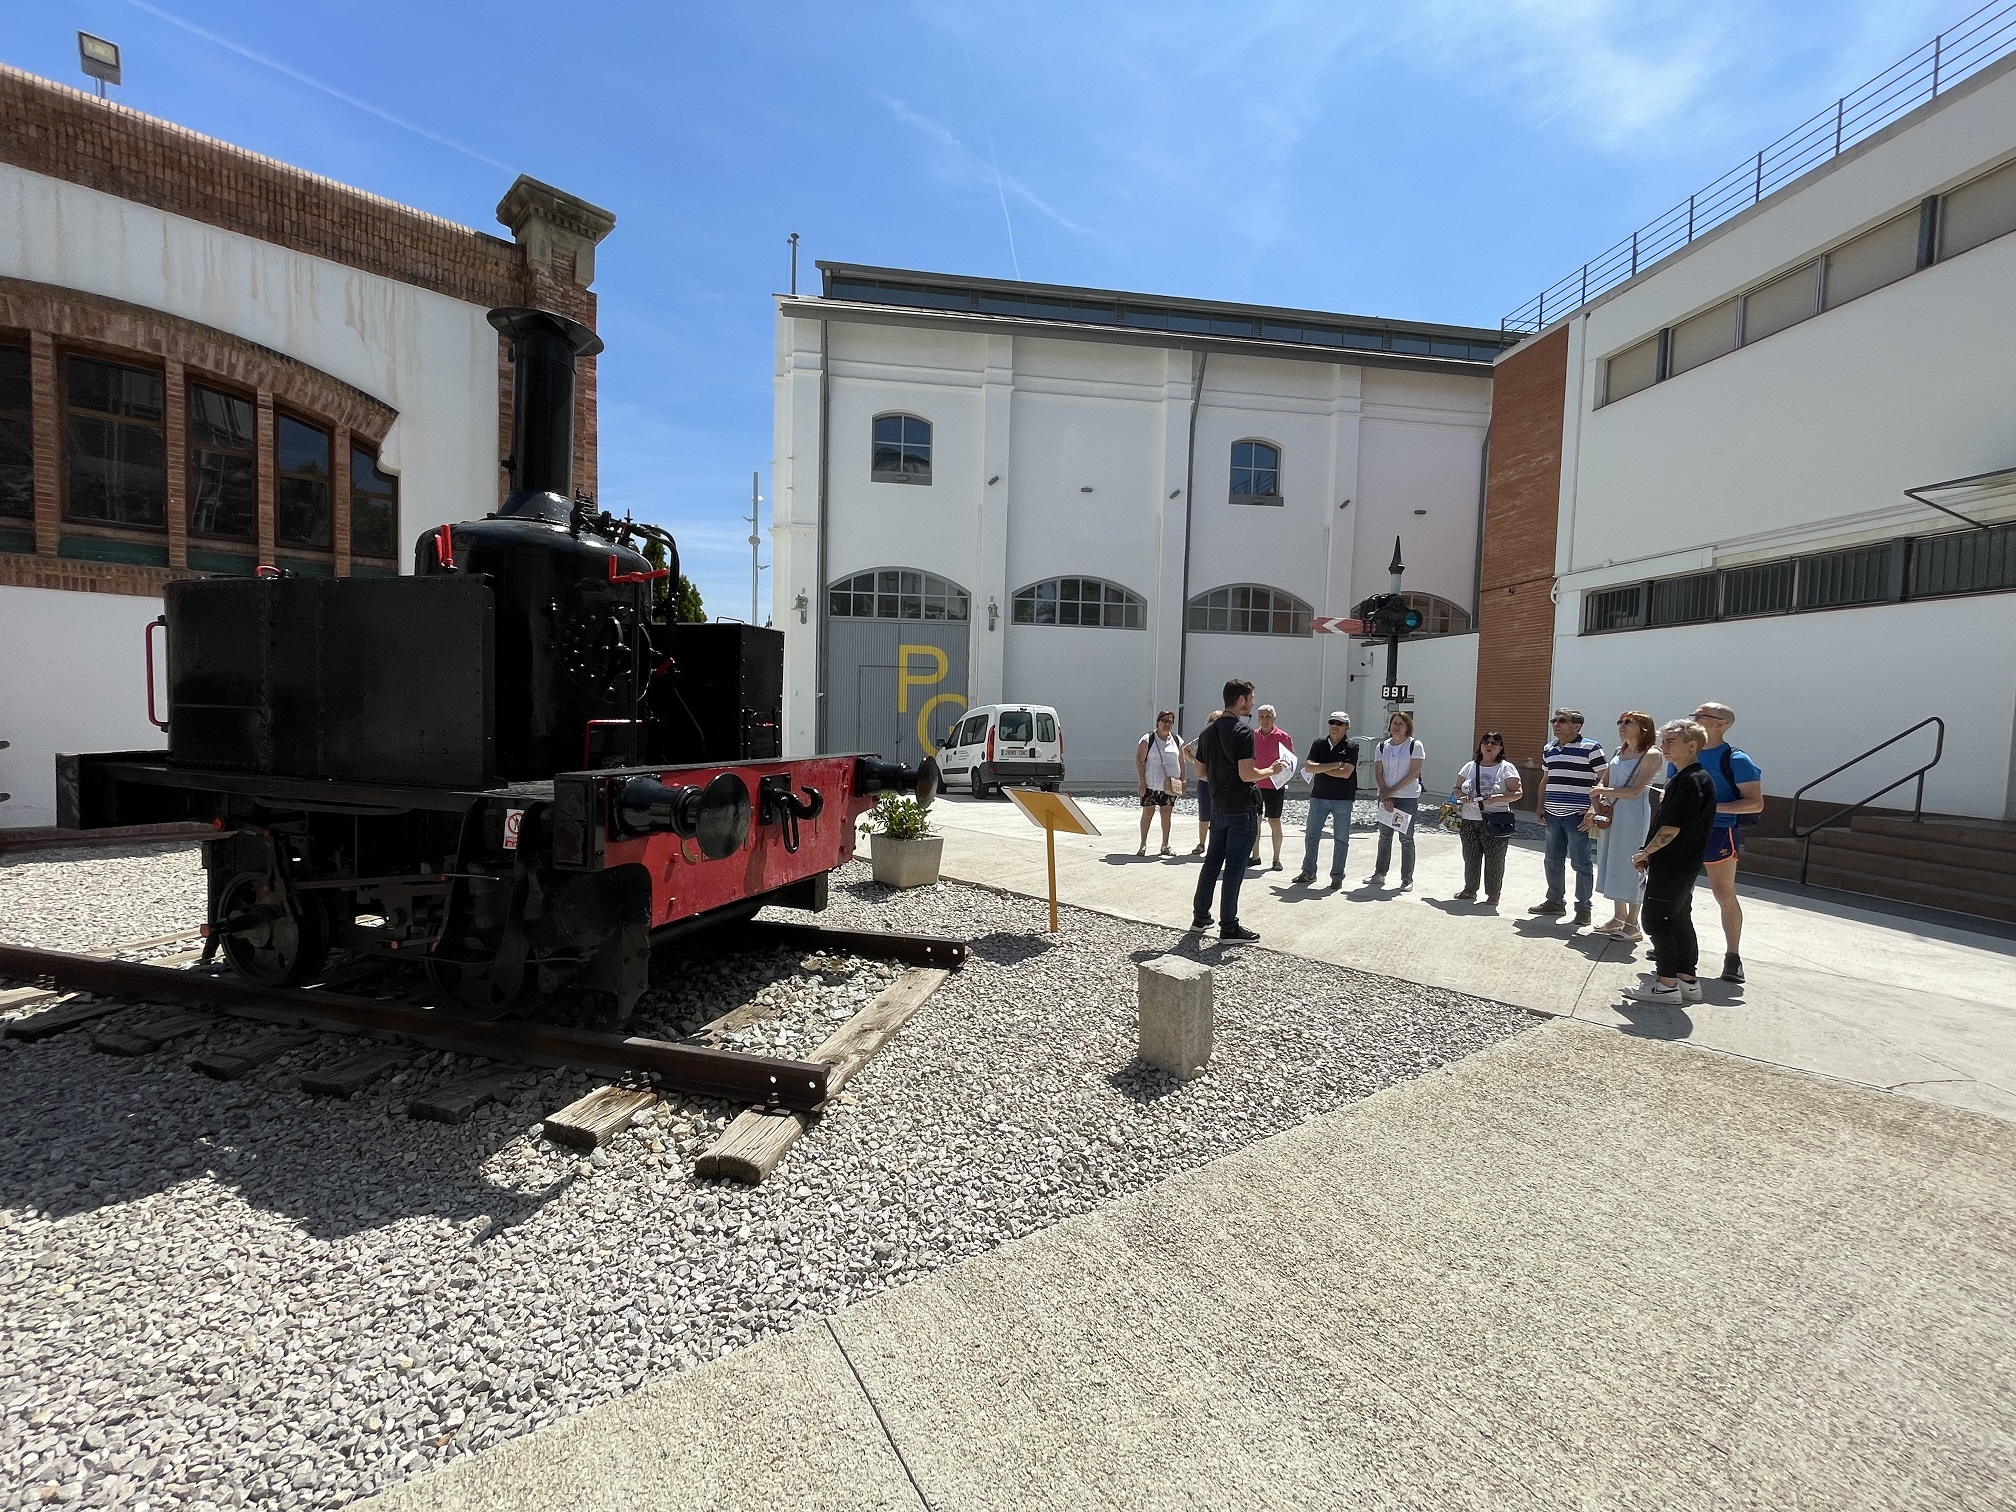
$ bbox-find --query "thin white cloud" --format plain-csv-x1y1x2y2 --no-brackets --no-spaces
875,93,1096,239
121,0,515,173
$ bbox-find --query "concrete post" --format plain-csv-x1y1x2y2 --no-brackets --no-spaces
1137,956,1214,1079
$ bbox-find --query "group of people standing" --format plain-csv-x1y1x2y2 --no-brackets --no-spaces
1533,703,1763,1003
1138,689,1765,993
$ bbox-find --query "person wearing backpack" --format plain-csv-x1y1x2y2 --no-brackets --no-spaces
1689,700,1764,983
1364,711,1426,891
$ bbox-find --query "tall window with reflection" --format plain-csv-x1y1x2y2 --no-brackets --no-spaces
1012,576,1145,628
1185,584,1312,636
1229,440,1281,504
64,355,166,528
0,342,31,522
349,446,399,560
277,414,332,548
188,384,257,539
870,414,932,484
828,568,969,620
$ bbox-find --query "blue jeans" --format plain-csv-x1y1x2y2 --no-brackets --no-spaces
1301,797,1352,880
1193,810,1258,927
1373,797,1419,882
1544,811,1596,907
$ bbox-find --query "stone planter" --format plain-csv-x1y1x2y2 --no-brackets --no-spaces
869,832,943,889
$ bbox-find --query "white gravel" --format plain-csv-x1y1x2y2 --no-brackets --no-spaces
1,851,1535,1510
0,844,206,953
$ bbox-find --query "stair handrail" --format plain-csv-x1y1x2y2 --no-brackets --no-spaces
1787,716,1944,883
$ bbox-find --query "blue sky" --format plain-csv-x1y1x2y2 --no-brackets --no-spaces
7,0,1964,614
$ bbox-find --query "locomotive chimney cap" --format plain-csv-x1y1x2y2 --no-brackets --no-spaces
488,306,604,359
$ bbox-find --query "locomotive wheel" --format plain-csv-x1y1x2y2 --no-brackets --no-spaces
216,872,330,987
425,955,535,1020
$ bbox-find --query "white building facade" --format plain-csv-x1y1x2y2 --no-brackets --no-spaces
1494,51,2016,822
773,266,1509,785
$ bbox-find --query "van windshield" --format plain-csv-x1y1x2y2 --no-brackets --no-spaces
998,711,1034,742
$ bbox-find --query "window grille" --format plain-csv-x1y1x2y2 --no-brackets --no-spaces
870,414,932,484
1400,593,1472,635
1796,542,1899,609
1582,583,1645,632
1911,521,2016,599
1185,584,1312,636
1647,572,1720,626
0,342,31,522
1012,576,1146,628
828,568,969,621
1229,440,1281,503
1719,560,1795,618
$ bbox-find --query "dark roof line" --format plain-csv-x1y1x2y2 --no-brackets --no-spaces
814,262,1516,354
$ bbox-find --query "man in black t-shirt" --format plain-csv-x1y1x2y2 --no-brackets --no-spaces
1190,678,1283,942
1624,719,1719,1006
1293,712,1358,887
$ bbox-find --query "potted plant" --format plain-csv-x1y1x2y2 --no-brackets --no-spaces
858,793,943,889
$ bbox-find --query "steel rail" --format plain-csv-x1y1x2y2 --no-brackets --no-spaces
0,944,833,1111
736,919,969,970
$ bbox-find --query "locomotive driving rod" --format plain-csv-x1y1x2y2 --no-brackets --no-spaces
0,943,833,1111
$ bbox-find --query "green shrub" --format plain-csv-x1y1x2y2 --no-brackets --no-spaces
857,793,934,841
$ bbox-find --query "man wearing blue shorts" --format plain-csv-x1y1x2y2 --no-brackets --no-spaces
1690,701,1763,983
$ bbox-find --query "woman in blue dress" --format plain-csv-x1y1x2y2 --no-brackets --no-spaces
1591,711,1659,940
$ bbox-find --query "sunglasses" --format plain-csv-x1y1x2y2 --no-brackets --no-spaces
1327,719,1346,726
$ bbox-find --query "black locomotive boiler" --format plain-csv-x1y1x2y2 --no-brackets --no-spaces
59,307,935,1019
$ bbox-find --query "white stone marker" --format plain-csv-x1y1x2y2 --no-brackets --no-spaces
1137,956,1214,1079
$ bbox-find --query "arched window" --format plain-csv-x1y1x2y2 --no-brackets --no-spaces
1185,584,1312,636
828,567,969,621
1230,439,1281,504
871,413,932,484
1401,592,1471,635
1012,576,1145,629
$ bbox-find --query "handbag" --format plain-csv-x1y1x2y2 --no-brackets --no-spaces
1484,810,1517,837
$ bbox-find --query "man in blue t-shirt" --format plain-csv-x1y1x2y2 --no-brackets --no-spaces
1684,700,1762,984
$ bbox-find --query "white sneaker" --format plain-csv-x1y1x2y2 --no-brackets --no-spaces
1679,978,1704,1003
1623,981,1685,1005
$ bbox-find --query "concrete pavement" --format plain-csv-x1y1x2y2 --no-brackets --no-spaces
933,792,2016,1124
359,1024,2016,1511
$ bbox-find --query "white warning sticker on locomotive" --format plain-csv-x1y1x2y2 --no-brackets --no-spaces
503,809,524,850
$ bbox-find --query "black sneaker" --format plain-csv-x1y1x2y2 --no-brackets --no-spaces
1291,872,1316,885
1574,906,1592,926
1220,924,1261,942
1326,877,1344,890
1529,901,1567,916
1722,953,1745,984
1190,916,1213,931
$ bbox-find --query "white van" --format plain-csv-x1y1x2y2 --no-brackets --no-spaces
937,703,1065,797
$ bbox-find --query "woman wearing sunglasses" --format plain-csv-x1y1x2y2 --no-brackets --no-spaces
1452,732,1521,905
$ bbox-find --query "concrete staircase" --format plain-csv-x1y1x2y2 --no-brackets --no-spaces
1744,813,2016,925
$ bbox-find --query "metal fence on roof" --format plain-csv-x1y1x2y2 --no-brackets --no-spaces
1501,2,2016,333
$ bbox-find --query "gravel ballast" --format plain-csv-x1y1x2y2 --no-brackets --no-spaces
1,845,1536,1510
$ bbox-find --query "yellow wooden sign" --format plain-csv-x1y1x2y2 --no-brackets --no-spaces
1004,787,1100,932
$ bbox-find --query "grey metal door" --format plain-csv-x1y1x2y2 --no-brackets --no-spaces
825,617,969,758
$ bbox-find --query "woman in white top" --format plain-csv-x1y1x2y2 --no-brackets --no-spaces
1589,710,1659,939
1135,709,1185,856
1452,732,1523,906
1366,711,1426,891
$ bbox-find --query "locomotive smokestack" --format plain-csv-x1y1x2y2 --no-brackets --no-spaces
488,307,605,523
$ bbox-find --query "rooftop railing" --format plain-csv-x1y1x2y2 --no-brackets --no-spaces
1501,2,2016,333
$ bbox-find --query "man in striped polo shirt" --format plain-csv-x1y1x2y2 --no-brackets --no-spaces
1530,708,1609,926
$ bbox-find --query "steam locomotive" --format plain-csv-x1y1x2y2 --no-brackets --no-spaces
57,308,936,1020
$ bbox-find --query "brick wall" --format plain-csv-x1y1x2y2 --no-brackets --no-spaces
0,66,525,311
1475,327,1569,793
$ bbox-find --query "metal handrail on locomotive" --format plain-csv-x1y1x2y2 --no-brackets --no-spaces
56,307,938,1020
